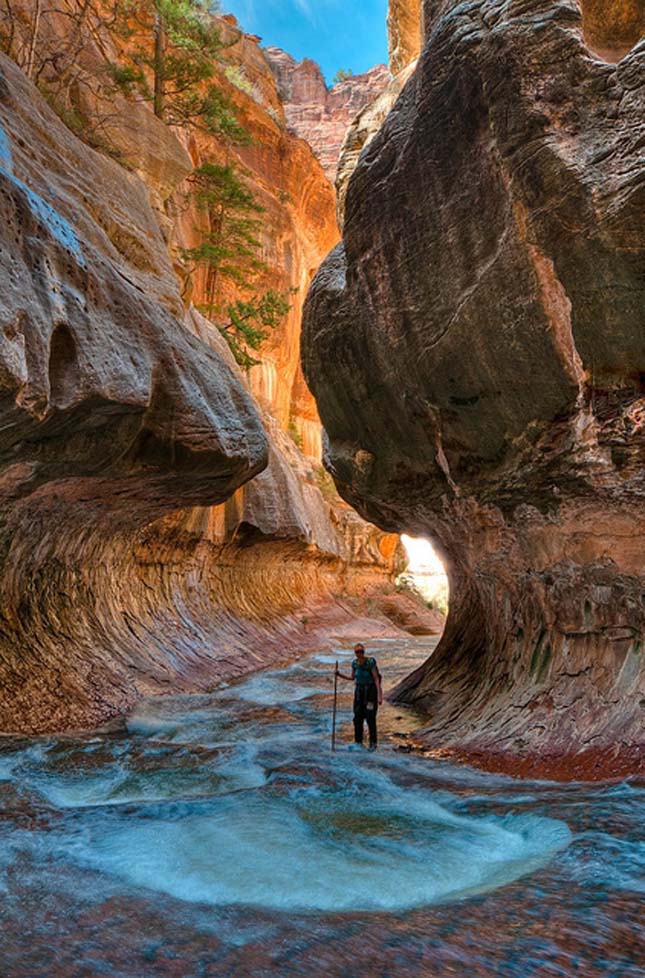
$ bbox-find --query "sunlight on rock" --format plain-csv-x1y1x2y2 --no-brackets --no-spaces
400,534,449,613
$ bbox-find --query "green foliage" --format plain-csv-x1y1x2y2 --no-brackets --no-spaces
395,571,427,604
224,63,253,96
287,418,303,450
182,160,264,299
0,0,248,155
182,159,292,368
42,96,116,158
314,466,338,502
395,569,449,615
107,0,246,138
218,290,291,370
332,67,354,85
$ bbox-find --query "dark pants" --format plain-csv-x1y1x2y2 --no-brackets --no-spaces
353,684,378,747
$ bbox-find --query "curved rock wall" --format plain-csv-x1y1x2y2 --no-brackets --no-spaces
580,0,644,62
303,0,645,778
0,52,262,730
0,51,404,734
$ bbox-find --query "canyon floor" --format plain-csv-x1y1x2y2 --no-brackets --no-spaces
1,640,642,978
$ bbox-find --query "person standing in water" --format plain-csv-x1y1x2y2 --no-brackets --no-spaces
335,644,383,750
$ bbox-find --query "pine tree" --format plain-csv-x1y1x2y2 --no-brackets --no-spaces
107,0,245,139
183,161,264,307
332,67,354,85
219,291,292,371
182,161,292,369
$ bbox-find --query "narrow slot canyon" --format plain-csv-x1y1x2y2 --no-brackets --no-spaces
0,1,643,975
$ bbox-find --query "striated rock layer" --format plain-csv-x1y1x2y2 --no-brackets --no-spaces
265,48,389,182
303,0,645,778
0,53,405,734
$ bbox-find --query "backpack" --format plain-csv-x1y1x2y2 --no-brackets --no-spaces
353,656,381,684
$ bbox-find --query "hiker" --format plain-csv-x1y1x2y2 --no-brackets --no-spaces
335,643,383,750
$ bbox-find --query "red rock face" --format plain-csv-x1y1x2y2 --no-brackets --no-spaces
265,47,390,182
303,0,645,778
0,52,267,730
0,22,406,733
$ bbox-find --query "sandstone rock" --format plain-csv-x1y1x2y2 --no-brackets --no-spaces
170,33,340,439
0,53,268,731
388,0,423,74
580,0,644,62
0,0,193,208
303,0,645,778
265,47,390,182
336,62,416,228
0,24,406,734
374,593,445,636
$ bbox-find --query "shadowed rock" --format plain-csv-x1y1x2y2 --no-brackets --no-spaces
0,53,269,730
303,0,645,777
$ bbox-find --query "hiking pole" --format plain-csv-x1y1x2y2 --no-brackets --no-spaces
331,660,338,752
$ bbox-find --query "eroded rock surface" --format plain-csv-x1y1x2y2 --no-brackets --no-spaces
0,53,269,729
336,63,416,228
265,48,389,182
0,47,409,734
303,0,645,777
388,0,423,73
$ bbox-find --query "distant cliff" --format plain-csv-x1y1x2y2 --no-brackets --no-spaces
265,47,389,182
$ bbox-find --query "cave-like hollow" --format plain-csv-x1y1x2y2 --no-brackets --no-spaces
302,0,645,779
579,0,644,62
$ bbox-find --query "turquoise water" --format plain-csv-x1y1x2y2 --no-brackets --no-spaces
1,640,643,976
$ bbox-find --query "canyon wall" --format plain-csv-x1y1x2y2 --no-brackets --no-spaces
264,47,389,182
303,0,645,778
0,13,411,733
387,0,423,74
172,24,342,460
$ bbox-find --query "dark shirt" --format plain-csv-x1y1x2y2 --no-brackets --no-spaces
352,657,377,686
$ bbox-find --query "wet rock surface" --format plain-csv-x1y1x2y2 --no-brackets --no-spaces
1,641,643,977
302,0,645,776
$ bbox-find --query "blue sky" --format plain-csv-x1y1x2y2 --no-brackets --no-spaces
222,1,389,84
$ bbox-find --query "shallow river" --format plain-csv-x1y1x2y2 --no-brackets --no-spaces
1,639,643,977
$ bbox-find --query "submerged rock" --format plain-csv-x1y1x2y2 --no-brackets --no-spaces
302,0,645,777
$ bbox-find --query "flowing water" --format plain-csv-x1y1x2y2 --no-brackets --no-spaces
1,639,643,977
